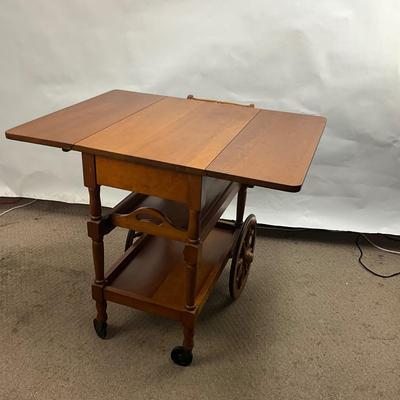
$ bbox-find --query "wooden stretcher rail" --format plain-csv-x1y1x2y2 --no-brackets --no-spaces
98,182,240,243
111,206,188,242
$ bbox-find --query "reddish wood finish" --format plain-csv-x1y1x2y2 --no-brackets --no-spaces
236,185,247,225
207,110,327,191
108,228,234,311
4,89,326,364
75,97,258,171
95,155,202,208
5,90,326,192
5,90,163,149
81,148,244,360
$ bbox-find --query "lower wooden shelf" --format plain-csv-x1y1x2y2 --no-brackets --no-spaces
100,223,238,321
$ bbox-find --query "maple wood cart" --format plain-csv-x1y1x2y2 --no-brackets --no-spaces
6,90,326,366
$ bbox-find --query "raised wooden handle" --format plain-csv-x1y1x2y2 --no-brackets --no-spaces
133,207,179,227
187,94,255,108
111,207,187,242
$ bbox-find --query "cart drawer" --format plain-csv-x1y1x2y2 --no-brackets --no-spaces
95,155,201,208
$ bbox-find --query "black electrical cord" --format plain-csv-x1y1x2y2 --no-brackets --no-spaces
241,220,400,279
382,234,400,242
260,223,400,279
356,234,400,278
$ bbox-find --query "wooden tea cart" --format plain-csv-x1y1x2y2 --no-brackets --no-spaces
5,90,326,366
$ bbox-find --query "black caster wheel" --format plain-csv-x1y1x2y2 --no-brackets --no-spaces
93,319,107,339
229,214,257,300
125,230,142,251
171,346,193,366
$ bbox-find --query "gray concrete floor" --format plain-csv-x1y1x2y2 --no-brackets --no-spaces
1,199,399,400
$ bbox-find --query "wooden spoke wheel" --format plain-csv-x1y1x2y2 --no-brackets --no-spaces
229,214,257,299
125,230,142,251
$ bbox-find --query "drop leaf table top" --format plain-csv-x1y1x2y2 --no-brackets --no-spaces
6,90,326,192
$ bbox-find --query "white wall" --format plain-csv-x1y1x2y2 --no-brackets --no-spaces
1,0,400,233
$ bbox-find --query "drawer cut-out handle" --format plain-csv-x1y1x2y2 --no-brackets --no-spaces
111,206,187,241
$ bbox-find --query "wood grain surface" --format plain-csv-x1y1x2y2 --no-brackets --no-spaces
206,110,327,191
110,228,233,308
5,90,163,149
5,90,326,191
75,97,258,170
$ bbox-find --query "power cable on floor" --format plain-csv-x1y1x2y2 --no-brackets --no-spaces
258,222,400,279
359,233,400,255
382,234,400,242
0,199,37,217
355,234,400,278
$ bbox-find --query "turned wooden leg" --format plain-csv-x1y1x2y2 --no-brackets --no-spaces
88,184,108,338
82,154,108,339
93,299,108,339
91,231,108,338
171,209,200,366
183,240,200,311
236,185,247,226
92,237,105,284
171,322,195,366
183,325,194,350
95,299,107,323
91,239,108,338
184,209,201,309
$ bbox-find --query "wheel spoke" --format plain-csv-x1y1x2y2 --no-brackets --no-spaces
245,231,252,247
229,215,257,299
249,229,255,246
245,230,254,249
244,249,254,264
236,259,244,286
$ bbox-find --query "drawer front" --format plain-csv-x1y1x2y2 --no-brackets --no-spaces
95,156,201,209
